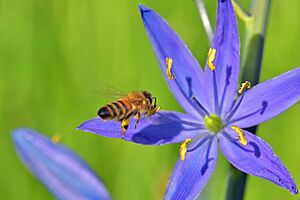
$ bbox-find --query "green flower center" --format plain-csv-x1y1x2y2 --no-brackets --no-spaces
204,114,224,133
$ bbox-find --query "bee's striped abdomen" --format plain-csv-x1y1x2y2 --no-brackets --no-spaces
119,100,134,119
98,99,133,121
98,105,114,120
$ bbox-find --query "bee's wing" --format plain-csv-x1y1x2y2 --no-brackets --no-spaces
102,87,128,100
91,81,128,100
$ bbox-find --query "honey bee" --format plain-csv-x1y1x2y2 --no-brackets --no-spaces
98,91,160,134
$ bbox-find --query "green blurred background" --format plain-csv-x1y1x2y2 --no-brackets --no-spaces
0,0,299,199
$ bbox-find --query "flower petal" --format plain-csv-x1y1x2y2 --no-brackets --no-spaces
228,67,300,128
202,0,240,115
77,111,206,145
219,128,298,194
12,128,111,200
165,135,218,199
139,4,209,118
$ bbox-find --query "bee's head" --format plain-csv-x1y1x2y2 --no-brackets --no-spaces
142,91,153,105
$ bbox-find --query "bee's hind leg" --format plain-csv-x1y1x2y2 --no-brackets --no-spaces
120,118,130,135
134,112,141,129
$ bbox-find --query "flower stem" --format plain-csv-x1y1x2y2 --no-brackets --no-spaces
241,0,271,85
232,0,252,23
226,1,271,200
195,0,214,43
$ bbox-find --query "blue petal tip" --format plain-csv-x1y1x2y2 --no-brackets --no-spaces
76,125,84,131
77,120,88,130
12,128,31,143
291,184,298,195
138,4,151,14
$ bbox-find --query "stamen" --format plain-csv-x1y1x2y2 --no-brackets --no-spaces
231,125,247,146
225,81,251,121
225,94,245,122
207,48,216,70
51,134,61,143
192,96,210,117
166,57,175,80
212,70,220,114
238,81,251,94
179,138,192,161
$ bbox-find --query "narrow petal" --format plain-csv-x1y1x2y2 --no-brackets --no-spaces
139,4,209,118
77,111,206,145
219,128,297,194
202,0,240,115
165,135,218,199
228,67,300,128
13,128,111,200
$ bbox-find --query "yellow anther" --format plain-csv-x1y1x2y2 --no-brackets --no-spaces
51,134,61,143
238,81,251,94
207,48,216,70
231,125,247,146
179,138,192,161
166,57,175,80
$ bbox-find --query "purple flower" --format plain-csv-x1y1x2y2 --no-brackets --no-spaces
77,0,300,199
13,128,111,200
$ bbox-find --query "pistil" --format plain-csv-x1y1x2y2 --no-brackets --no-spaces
204,114,223,133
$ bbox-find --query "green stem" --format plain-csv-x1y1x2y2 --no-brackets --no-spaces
226,1,271,200
232,0,252,23
241,0,271,85
195,0,214,43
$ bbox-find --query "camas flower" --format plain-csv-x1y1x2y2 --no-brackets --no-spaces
78,0,300,199
13,128,111,200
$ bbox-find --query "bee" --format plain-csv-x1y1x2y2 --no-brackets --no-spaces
97,91,160,134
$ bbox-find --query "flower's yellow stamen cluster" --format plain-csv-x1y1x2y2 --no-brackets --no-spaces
238,81,251,94
51,134,61,143
179,138,192,161
208,48,216,70
166,57,175,80
231,125,247,146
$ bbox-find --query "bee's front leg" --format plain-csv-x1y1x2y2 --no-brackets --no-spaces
134,112,141,129
146,105,160,117
120,118,130,135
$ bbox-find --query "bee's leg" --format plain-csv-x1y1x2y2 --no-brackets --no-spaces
134,112,141,129
146,105,160,117
152,97,157,108
120,118,130,135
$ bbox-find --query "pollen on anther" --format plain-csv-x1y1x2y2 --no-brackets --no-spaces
238,81,251,94
231,125,247,146
179,138,192,161
166,57,175,80
51,134,61,143
208,48,216,70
